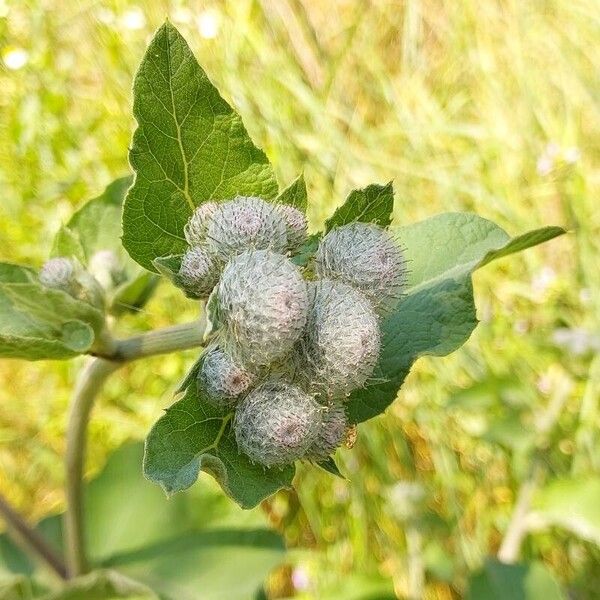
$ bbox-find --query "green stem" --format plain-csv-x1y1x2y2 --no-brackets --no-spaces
64,316,208,577
0,492,68,580
64,358,121,577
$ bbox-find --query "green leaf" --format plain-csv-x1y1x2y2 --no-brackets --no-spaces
122,21,278,273
275,175,307,212
152,255,205,300
0,443,286,600
50,227,86,264
41,570,158,600
290,233,321,268
325,182,394,231
0,575,34,600
467,559,563,600
0,264,36,284
0,264,103,360
346,214,565,423
528,477,600,546
103,529,284,600
66,177,132,262
54,177,158,315
110,272,159,316
144,384,295,508
316,456,345,479
151,256,182,287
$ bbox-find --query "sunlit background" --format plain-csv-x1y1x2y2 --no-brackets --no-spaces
0,1,599,598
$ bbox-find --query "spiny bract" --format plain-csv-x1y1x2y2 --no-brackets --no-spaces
275,204,308,252
307,404,348,461
178,246,221,298
218,249,308,367
184,201,219,246
234,380,322,467
297,279,381,399
198,347,256,408
206,196,288,260
316,222,407,315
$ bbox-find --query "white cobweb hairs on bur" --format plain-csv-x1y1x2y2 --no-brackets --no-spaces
275,204,308,253
206,196,288,260
184,201,219,246
306,403,348,461
234,380,322,467
198,346,256,409
315,222,408,315
178,245,221,298
295,279,381,400
217,249,309,367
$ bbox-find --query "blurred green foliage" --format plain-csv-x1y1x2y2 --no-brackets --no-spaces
0,0,598,598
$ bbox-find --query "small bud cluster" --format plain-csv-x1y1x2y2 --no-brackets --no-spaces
39,256,105,308
183,197,406,468
178,196,307,299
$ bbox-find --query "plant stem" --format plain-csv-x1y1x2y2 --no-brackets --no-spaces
64,357,121,577
0,493,68,580
497,461,544,563
64,316,208,577
112,315,208,362
405,522,424,600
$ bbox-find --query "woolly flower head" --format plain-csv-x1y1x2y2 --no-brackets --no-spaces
307,404,348,461
275,204,308,252
39,257,104,307
39,257,76,291
206,196,287,260
178,246,221,298
184,201,219,246
234,380,322,467
217,249,308,367
316,222,407,315
296,279,380,399
198,347,256,408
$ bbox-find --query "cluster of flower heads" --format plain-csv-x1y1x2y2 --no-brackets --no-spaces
183,196,408,468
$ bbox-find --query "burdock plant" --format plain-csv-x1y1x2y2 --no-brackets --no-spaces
0,20,566,596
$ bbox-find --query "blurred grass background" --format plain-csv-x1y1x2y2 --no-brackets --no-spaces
0,0,598,598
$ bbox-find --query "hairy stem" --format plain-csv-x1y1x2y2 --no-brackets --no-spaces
64,358,121,577
0,492,68,580
113,313,207,361
64,316,208,577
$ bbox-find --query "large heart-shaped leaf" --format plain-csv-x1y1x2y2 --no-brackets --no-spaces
467,559,563,600
122,22,279,273
0,263,104,360
346,214,565,423
325,182,394,231
144,385,295,508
